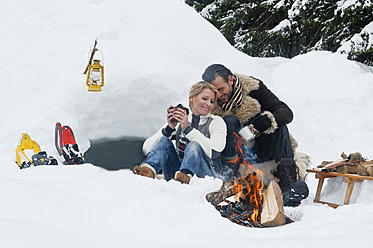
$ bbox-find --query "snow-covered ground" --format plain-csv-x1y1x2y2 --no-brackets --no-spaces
1,0,373,247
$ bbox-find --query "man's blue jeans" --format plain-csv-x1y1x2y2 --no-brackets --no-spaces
143,137,218,181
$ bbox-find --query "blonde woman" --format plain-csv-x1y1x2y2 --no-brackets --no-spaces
133,81,227,184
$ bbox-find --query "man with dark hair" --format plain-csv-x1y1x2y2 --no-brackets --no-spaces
202,64,308,207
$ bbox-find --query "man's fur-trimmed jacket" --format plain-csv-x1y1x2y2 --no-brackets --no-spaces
211,74,311,183
211,73,293,135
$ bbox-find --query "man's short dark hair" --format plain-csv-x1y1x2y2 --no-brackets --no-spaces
202,64,233,83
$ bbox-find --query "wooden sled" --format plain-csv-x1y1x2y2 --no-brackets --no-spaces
307,169,373,208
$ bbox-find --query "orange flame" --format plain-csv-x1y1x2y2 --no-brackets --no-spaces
229,132,264,224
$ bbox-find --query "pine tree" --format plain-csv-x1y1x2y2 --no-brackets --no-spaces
184,0,373,66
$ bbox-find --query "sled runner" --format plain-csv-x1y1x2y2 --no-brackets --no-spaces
55,122,85,165
15,133,58,169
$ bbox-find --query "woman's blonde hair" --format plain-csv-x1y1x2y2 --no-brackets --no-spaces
189,81,218,110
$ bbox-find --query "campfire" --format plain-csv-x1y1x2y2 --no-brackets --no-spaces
206,132,289,227
213,171,264,227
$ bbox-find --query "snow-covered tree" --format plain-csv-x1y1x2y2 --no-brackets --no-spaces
185,0,373,66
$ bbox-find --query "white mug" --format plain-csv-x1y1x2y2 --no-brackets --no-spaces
238,126,255,142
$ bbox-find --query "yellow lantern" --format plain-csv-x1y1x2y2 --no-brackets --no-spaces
86,59,104,92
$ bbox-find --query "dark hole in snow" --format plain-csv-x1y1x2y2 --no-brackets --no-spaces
84,136,146,170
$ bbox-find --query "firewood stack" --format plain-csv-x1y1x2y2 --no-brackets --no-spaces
315,152,373,176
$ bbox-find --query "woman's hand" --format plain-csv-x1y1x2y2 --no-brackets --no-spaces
177,108,189,130
167,106,178,129
167,106,188,130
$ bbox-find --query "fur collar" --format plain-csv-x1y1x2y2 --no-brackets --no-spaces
211,74,261,126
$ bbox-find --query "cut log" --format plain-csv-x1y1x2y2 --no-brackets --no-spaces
260,180,285,227
358,161,373,176
206,181,234,206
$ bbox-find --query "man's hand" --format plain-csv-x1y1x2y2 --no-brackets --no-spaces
249,115,271,133
248,124,260,135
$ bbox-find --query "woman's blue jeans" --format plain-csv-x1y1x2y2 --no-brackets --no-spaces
143,137,218,181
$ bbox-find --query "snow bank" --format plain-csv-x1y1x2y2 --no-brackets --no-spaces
1,0,373,247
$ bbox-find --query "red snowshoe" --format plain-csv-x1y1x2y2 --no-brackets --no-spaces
55,122,85,165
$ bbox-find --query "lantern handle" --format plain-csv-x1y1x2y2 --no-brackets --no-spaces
83,39,98,74
95,49,104,66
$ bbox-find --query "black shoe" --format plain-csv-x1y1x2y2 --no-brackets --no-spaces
282,181,309,207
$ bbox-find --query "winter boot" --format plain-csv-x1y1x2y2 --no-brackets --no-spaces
281,181,309,207
275,158,309,207
173,171,192,184
133,164,155,179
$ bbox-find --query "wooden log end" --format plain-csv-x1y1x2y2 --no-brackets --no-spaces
260,180,285,227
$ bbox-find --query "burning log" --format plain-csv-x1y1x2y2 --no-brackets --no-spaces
206,171,264,226
206,180,236,206
216,201,262,227
206,171,260,206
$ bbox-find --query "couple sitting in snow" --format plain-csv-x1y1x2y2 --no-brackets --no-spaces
133,64,309,207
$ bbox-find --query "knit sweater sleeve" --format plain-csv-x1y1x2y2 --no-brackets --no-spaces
184,115,226,159
142,123,178,155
